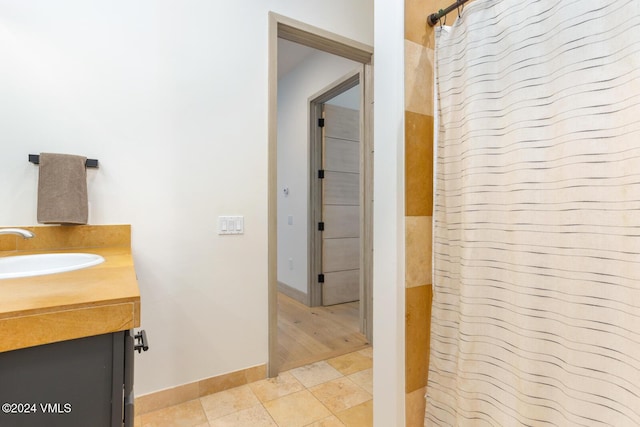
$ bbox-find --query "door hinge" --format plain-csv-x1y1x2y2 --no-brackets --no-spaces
318,222,324,231
318,273,325,283
318,169,325,179
318,118,325,127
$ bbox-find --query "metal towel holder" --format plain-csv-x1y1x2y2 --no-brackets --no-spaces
28,154,99,168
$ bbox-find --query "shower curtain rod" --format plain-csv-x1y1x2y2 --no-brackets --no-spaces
427,0,471,26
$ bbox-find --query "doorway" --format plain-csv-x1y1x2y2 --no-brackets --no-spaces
268,13,373,377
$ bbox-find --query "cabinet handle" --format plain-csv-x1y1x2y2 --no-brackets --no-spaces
134,330,149,353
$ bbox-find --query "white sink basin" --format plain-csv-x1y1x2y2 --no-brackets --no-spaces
0,253,105,280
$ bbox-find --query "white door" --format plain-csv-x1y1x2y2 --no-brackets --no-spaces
320,104,360,306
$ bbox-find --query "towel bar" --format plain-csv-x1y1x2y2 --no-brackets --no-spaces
29,154,99,168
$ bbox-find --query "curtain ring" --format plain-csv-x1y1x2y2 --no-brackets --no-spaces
457,0,464,19
439,14,446,28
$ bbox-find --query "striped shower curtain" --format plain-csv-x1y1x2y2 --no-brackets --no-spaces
427,0,640,425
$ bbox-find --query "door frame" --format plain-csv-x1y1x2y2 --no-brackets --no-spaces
268,12,374,376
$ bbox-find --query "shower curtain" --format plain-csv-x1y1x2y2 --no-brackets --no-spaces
427,0,640,425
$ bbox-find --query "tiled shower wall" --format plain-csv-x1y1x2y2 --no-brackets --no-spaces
404,0,453,425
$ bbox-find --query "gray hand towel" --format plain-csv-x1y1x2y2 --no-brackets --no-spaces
37,153,88,225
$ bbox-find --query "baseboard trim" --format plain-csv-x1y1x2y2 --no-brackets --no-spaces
135,363,266,415
277,281,309,305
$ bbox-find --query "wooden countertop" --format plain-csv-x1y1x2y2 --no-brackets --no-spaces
0,225,140,353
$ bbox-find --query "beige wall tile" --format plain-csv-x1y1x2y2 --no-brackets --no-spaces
406,216,433,288
405,40,435,116
405,0,432,46
405,285,433,393
406,387,427,427
405,111,434,216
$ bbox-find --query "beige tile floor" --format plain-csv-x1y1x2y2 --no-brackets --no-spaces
136,347,373,427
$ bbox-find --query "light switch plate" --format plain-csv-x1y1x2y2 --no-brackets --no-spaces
218,216,244,235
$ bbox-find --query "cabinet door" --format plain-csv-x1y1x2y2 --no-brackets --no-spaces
0,332,125,427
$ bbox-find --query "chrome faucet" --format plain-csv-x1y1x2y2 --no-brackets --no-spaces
0,228,35,239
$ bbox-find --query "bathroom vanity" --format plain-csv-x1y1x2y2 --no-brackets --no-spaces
0,225,142,427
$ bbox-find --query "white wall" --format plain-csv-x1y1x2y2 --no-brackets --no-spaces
277,50,360,294
373,0,406,425
0,0,373,396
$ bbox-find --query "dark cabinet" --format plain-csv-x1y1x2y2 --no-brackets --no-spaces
0,331,136,427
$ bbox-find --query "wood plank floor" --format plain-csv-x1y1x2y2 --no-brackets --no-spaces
276,292,370,372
